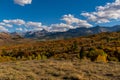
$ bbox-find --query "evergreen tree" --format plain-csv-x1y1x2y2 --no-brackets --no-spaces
79,47,84,59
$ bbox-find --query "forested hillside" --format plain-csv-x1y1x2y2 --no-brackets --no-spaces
0,31,120,62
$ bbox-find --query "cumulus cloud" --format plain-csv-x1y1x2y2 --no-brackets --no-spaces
3,19,25,26
26,22,44,31
62,14,92,28
0,22,5,26
81,0,120,23
5,24,13,28
2,20,44,31
47,23,73,32
0,22,13,28
14,0,32,6
16,28,23,31
0,25,8,32
26,22,42,28
0,14,93,32
45,14,92,32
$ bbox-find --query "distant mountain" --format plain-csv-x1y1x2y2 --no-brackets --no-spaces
23,29,48,38
3,25,119,44
0,32,23,46
0,32,12,40
0,32,22,41
22,25,120,40
10,32,24,39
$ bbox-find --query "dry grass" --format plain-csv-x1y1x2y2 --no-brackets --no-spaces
0,59,120,80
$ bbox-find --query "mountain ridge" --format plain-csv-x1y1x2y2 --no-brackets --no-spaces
20,25,120,40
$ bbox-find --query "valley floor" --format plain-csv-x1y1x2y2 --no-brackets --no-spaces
0,59,120,80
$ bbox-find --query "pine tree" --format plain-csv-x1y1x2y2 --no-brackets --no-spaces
79,47,84,59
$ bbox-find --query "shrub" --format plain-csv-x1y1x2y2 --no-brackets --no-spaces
87,50,98,61
36,54,42,60
71,41,79,53
87,49,107,61
96,54,107,62
107,56,119,61
95,49,108,62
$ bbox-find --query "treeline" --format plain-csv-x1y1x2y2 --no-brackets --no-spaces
0,32,120,62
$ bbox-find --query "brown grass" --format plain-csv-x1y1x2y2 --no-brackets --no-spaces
0,59,120,80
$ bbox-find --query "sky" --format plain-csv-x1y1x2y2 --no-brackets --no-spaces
0,0,120,32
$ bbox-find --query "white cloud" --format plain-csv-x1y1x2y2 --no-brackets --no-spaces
51,23,74,29
0,25,8,32
26,22,42,28
16,28,29,32
0,22,13,28
1,20,46,32
16,28,23,31
24,28,28,32
45,14,92,32
5,24,13,28
32,27,44,31
62,14,92,28
0,15,92,32
26,21,44,31
47,23,72,32
81,0,120,23
14,0,32,6
3,19,25,26
46,14,93,32
0,22,6,26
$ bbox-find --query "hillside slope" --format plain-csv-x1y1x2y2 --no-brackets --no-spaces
0,31,120,80
0,31,120,62
0,32,36,46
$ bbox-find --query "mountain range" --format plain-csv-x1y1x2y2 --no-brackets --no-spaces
21,25,120,40
0,25,120,41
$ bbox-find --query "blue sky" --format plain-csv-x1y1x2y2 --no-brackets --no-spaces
0,0,120,32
